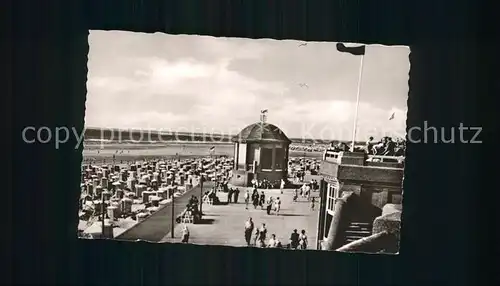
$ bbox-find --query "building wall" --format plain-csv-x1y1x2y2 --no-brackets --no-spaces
319,160,403,208
232,141,290,186
318,154,404,245
337,165,403,185
233,143,239,169
255,169,286,183
259,142,288,171
237,143,247,170
231,169,253,186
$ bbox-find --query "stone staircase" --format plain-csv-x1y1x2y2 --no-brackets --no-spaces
344,222,373,244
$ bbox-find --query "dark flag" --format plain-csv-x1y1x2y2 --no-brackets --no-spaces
336,43,366,56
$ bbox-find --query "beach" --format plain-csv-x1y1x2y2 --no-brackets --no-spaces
82,141,324,162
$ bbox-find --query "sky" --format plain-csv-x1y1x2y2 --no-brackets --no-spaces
86,30,410,141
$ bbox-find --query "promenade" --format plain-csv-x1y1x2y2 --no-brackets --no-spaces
160,186,321,250
115,182,214,242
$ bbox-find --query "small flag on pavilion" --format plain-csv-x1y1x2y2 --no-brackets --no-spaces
336,43,366,56
209,146,215,152
389,112,395,120
260,109,268,124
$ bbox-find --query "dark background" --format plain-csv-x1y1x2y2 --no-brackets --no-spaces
6,0,495,285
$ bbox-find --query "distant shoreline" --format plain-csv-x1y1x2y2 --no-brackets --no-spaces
84,139,365,146
83,127,364,145
84,140,233,145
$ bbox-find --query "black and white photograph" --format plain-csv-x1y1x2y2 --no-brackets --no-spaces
78,31,408,254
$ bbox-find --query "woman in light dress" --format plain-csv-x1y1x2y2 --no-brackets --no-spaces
298,229,308,249
274,197,281,215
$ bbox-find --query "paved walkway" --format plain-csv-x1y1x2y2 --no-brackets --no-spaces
115,181,213,242
160,187,321,250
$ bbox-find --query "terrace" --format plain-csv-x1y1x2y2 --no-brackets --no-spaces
317,150,404,253
323,149,405,168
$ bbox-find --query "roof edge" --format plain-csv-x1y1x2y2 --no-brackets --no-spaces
231,138,292,144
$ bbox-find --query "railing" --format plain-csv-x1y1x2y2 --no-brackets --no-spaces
335,230,390,252
323,150,340,161
322,150,404,164
367,155,405,163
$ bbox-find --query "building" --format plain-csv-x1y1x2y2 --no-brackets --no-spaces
316,150,404,253
230,121,291,187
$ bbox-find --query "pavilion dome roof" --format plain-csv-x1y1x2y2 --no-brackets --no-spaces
232,122,291,144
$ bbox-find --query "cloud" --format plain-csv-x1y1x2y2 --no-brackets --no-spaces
266,100,407,141
86,31,410,141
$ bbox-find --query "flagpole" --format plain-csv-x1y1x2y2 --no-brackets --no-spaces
350,55,365,152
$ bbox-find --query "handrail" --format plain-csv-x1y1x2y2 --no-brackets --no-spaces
366,155,405,163
335,230,390,252
322,192,355,250
115,182,200,240
323,150,341,161
367,155,404,160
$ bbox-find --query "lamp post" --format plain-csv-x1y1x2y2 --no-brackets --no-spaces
199,176,204,215
170,175,175,239
101,192,105,238
316,179,327,250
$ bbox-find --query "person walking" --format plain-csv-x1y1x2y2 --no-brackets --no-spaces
255,223,267,248
244,190,250,209
259,191,266,210
244,217,254,246
305,184,311,201
252,189,259,209
266,196,273,215
299,229,308,250
310,196,316,211
181,224,190,243
234,188,240,203
280,179,285,194
228,188,233,203
290,229,300,250
274,197,281,215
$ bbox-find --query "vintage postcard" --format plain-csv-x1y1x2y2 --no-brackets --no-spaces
79,30,408,254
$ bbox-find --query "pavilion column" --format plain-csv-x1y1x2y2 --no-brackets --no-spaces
271,145,276,171
284,145,289,172
235,143,239,170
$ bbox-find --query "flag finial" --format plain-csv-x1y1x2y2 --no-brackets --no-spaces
260,109,268,123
